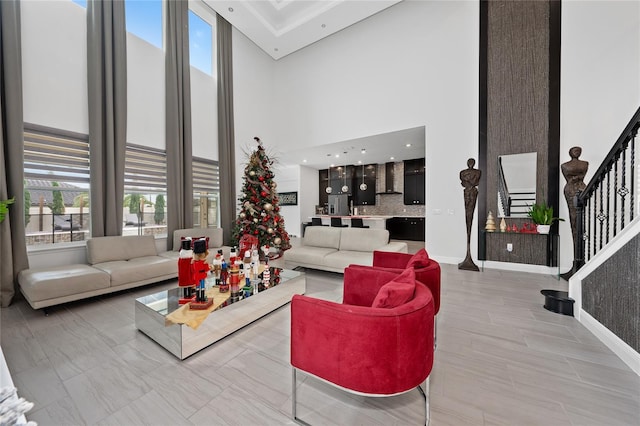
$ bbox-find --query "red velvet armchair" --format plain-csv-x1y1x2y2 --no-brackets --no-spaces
291,266,435,425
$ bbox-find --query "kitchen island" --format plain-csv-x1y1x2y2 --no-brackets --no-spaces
311,215,392,230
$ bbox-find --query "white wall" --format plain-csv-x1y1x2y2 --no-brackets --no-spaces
270,0,479,263
232,28,278,209
560,0,640,270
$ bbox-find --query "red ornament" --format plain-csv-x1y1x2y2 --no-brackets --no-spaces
254,230,259,235
259,176,265,182
261,191,267,197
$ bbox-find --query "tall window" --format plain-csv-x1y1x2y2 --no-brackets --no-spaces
23,124,90,246
125,0,162,49
188,9,213,75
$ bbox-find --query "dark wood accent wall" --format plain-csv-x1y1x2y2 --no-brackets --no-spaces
582,234,640,352
479,0,561,263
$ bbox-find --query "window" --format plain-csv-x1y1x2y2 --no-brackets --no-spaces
124,144,167,235
125,0,162,49
189,9,213,75
72,0,87,8
193,157,220,228
23,124,90,245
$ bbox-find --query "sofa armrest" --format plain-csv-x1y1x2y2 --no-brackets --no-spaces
375,242,408,254
342,265,404,307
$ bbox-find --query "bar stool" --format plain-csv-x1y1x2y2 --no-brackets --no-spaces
330,217,348,227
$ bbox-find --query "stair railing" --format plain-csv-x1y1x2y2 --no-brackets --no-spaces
497,157,512,216
575,106,639,268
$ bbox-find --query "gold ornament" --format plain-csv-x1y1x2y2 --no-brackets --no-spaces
253,218,259,223
271,182,277,188
249,170,256,176
274,237,281,245
267,228,274,234
264,203,273,211
239,212,246,219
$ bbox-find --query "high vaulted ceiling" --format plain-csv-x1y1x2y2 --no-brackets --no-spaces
203,0,402,60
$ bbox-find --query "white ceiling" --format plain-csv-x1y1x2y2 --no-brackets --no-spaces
203,0,421,169
203,0,402,60
276,126,426,170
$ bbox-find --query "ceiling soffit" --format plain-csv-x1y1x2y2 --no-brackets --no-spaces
203,0,402,60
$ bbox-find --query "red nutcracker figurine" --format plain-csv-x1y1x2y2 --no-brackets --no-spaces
190,238,214,310
178,238,195,304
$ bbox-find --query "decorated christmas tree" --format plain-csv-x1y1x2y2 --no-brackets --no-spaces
232,137,291,256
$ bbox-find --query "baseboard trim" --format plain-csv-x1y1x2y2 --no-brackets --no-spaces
579,310,640,376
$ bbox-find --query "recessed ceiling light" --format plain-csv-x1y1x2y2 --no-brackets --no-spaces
357,160,362,164
406,143,412,147
335,154,339,158
361,148,366,154
274,48,279,52
228,7,234,12
303,159,307,163
390,156,395,160
321,24,326,28
330,164,335,167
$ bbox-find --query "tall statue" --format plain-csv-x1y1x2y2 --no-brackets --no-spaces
459,158,481,271
561,146,588,278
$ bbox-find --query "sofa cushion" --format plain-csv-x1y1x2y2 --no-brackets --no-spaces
93,256,176,287
406,248,430,269
323,250,374,271
87,235,157,265
285,246,338,266
339,228,389,252
371,268,416,309
303,226,342,249
18,264,110,302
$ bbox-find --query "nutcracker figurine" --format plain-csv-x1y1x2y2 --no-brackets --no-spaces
178,238,195,304
189,238,214,310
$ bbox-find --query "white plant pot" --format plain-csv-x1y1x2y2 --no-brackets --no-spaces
537,224,551,234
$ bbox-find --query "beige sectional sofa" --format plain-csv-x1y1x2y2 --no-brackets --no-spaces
284,226,407,273
18,228,229,310
19,235,176,310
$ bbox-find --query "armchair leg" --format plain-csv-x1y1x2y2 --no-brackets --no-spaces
417,376,430,426
292,368,312,426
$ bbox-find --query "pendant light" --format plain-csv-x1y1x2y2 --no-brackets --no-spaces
325,165,333,193
341,165,349,193
359,164,367,191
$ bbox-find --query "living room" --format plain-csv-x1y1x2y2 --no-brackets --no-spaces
1,0,639,424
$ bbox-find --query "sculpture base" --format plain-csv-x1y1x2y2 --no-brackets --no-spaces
541,290,574,316
458,255,479,272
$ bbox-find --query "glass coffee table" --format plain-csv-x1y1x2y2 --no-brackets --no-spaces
135,268,305,359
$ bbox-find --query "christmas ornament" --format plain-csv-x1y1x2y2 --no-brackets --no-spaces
253,218,259,223
261,211,266,217
249,170,256,176
240,212,246,219
264,203,273,211
267,228,274,234
259,176,265,182
261,191,268,197
271,182,277,188
274,237,281,245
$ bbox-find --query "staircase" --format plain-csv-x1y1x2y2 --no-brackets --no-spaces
569,106,640,375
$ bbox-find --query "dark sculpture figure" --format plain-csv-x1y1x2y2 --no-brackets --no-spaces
459,158,481,271
561,146,588,279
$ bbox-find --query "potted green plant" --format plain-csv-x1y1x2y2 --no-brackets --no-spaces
0,197,15,223
527,202,563,234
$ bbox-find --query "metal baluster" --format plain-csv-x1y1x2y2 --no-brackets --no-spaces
575,190,585,270
613,159,618,238
630,125,637,221
587,196,592,261
620,146,627,229
605,166,610,244
599,181,604,252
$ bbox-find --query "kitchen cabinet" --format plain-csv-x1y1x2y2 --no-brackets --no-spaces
329,165,353,195
386,217,425,241
404,158,425,205
318,169,329,207
353,164,376,205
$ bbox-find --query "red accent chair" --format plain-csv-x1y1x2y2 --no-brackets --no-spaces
291,267,435,425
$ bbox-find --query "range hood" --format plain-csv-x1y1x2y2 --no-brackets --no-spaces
376,162,402,195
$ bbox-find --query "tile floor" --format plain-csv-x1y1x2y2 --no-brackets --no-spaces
1,244,639,425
